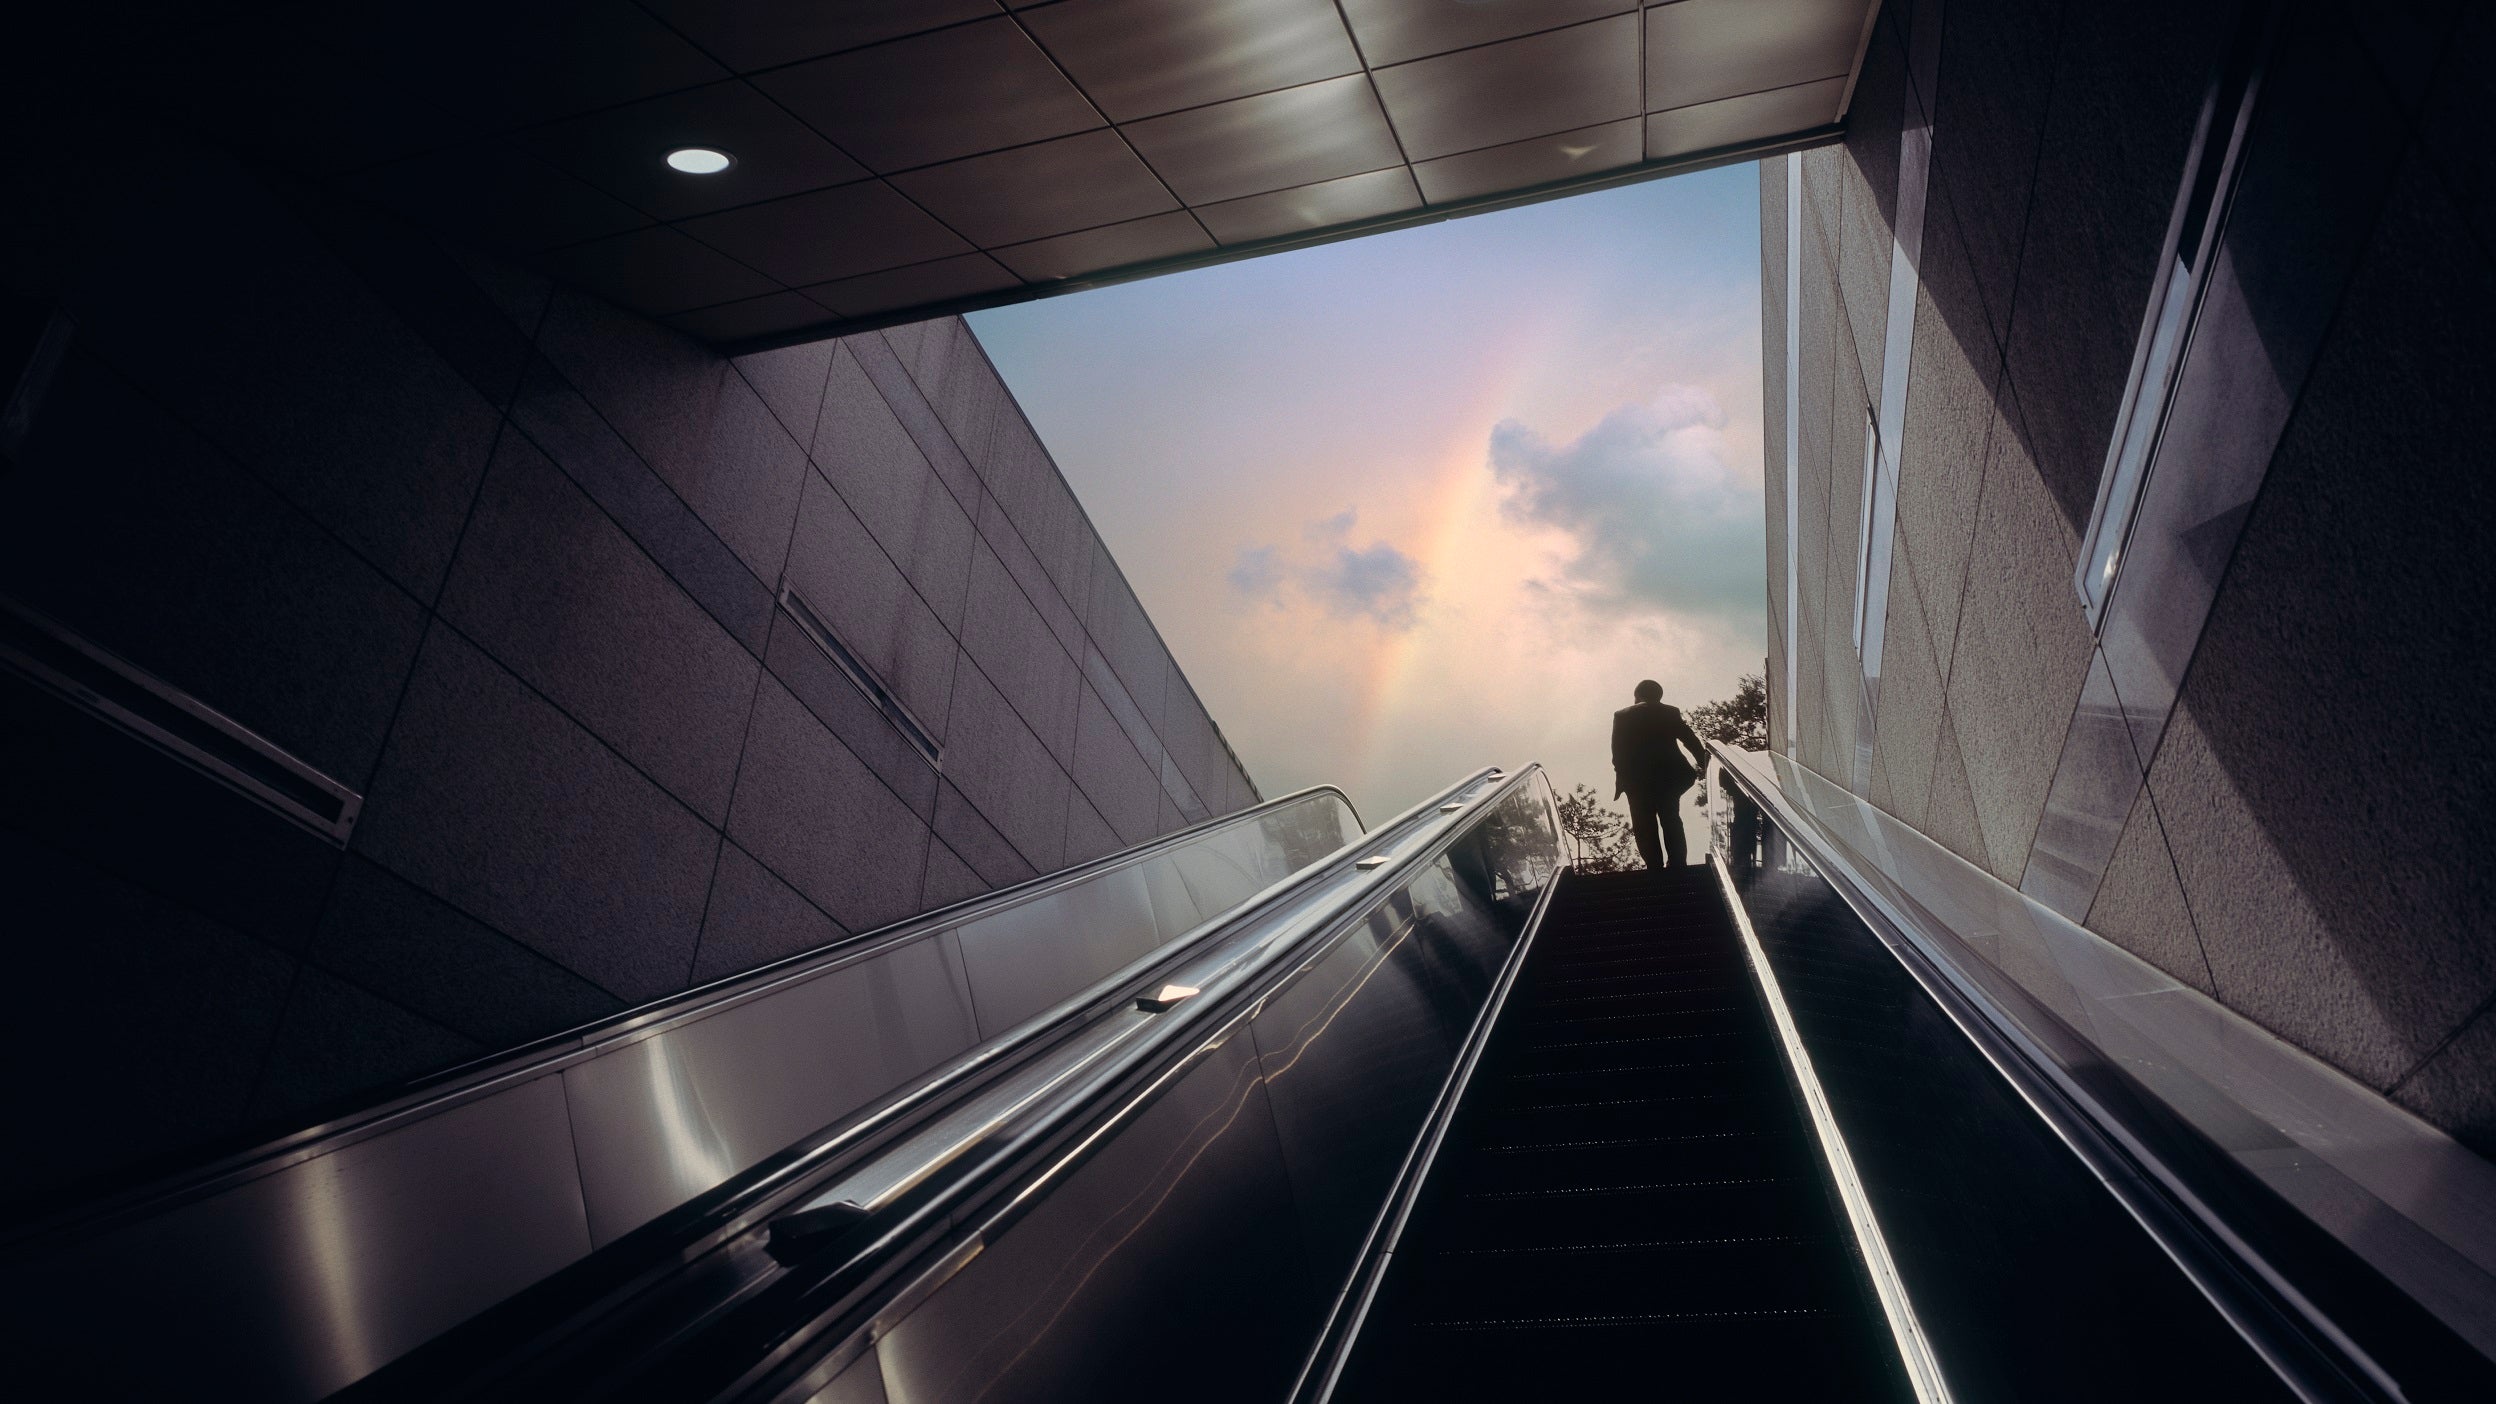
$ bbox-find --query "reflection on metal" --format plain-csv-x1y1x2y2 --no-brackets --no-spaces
1847,0,1941,795
748,771,1561,1404
1709,807,1955,1404
1437,802,1463,812
1718,743,2492,1395
0,593,363,844
1354,856,1390,870
2074,15,2268,628
1286,865,1568,1404
1135,984,1200,1013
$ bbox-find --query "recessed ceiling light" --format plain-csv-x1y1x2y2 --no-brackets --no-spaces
666,147,734,175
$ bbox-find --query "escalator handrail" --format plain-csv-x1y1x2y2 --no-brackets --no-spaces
342,767,1524,1401
1708,741,2402,1403
517,766,1559,1404
7,782,1367,1249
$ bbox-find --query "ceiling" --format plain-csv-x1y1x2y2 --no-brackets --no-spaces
143,0,1873,346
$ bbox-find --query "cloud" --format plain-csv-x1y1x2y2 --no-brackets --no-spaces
1227,544,1285,603
1308,540,1425,629
1489,386,1764,622
1227,509,1427,630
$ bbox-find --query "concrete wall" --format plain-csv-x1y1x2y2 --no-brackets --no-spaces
1764,0,2496,1155
0,112,1255,1204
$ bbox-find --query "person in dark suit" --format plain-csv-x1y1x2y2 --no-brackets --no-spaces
1613,680,1708,871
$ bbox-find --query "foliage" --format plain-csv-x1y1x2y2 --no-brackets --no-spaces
1555,783,1639,874
1688,672,1769,751
1687,671,1769,810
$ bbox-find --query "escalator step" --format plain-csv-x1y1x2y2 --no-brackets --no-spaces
1333,867,1907,1402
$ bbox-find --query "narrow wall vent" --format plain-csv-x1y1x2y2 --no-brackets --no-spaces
776,583,941,769
0,596,363,845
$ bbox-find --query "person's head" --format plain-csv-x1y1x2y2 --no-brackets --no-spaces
1633,679,1663,704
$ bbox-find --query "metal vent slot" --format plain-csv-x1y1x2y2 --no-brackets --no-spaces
777,583,941,769
0,596,362,845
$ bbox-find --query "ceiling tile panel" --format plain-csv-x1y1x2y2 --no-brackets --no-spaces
638,0,1000,72
752,18,1104,172
665,290,839,341
1644,77,1848,159
677,182,971,285
539,226,780,314
341,144,651,251
1195,168,1421,244
303,0,727,129
524,82,868,220
806,254,1023,318
891,130,1178,246
1645,0,1870,111
1337,0,1632,68
1371,14,1641,161
1411,118,1641,204
994,212,1214,282
1021,0,1362,120
1122,75,1404,205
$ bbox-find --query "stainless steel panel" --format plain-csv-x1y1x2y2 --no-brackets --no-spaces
889,129,1180,248
751,19,1104,173
1339,0,1632,69
1122,74,1404,205
955,862,1160,1036
992,211,1214,282
522,80,869,222
875,1034,1319,1404
1410,118,1641,205
1644,77,1848,161
809,1346,892,1404
1369,13,1641,162
17,1075,589,1402
1196,167,1420,245
564,935,980,1242
1248,874,1462,1287
677,181,972,287
1021,0,1362,121
1643,0,1869,112
808,253,1023,320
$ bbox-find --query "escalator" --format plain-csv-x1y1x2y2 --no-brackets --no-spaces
12,756,2496,1402
1323,866,1910,1400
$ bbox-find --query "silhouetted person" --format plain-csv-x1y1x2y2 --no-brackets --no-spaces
1613,680,1707,871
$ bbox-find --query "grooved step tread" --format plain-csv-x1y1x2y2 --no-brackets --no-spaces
1334,867,1908,1402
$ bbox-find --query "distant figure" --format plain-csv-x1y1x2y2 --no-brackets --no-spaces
1613,680,1708,871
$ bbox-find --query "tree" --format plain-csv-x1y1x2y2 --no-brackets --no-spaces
1685,672,1768,809
1689,672,1768,751
1554,783,1638,873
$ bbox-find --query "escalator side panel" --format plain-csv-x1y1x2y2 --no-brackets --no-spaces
871,1028,1320,1404
1247,854,1531,1298
562,930,982,1244
1730,849,2298,1403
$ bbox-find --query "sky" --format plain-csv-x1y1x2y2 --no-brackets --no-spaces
969,164,1764,822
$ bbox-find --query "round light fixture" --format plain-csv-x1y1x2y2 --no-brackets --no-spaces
666,147,735,175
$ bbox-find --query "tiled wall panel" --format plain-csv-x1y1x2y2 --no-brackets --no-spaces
0,124,1258,1201
1767,0,2496,1156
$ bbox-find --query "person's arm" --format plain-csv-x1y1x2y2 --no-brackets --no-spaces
1677,715,1708,771
1611,712,1628,797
